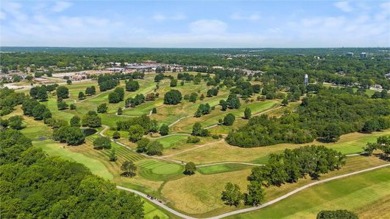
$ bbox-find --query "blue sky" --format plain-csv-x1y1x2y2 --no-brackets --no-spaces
0,0,389,47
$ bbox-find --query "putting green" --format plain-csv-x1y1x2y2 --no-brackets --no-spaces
152,164,183,175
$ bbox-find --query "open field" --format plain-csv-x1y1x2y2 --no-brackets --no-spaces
231,167,390,219
197,163,253,175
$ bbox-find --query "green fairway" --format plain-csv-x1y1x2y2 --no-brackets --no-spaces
137,159,184,181
34,140,114,180
231,167,390,219
154,135,189,149
143,198,170,219
197,163,252,175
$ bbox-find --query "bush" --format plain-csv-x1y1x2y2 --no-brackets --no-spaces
112,131,121,139
184,162,196,175
187,136,200,143
317,210,358,219
146,141,163,156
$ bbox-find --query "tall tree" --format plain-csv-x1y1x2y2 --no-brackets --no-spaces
221,182,242,207
121,161,137,177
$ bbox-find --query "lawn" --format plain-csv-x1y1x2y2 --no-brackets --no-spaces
151,135,189,149
231,167,390,219
137,159,184,181
197,163,252,175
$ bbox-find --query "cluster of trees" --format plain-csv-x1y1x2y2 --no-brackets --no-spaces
248,146,346,187
56,86,69,99
0,115,24,130
363,135,390,160
220,94,241,111
184,92,199,103
82,111,102,128
164,90,182,105
116,115,158,134
206,87,219,97
30,85,52,101
85,86,96,96
228,88,390,147
136,138,164,156
191,122,209,137
108,87,125,103
221,145,346,207
22,99,52,121
0,129,144,218
53,126,85,145
125,80,140,91
230,80,261,98
98,74,120,91
195,103,211,117
154,73,165,82
125,94,145,108
0,88,26,116
93,136,111,149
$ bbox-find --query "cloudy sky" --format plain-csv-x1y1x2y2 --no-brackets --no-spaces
0,0,389,47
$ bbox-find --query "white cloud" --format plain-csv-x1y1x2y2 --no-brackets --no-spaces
0,11,6,20
231,12,260,21
334,1,353,12
189,19,227,34
51,1,72,13
152,13,186,21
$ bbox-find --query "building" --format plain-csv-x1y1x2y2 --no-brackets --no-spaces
346,52,354,57
304,74,309,86
360,52,367,58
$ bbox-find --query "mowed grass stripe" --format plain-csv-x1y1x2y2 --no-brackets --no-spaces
231,167,390,219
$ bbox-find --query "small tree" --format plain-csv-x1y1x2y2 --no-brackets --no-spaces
146,141,163,156
159,124,169,136
93,136,112,150
221,182,242,207
57,100,68,110
108,148,117,162
244,107,252,119
112,131,121,139
69,104,76,110
192,122,203,136
136,137,150,153
223,113,235,126
152,107,157,114
117,107,123,115
128,125,145,142
282,98,289,106
97,103,108,113
244,181,264,206
184,162,196,175
66,79,72,85
121,161,137,177
56,86,69,99
70,115,81,127
78,91,85,100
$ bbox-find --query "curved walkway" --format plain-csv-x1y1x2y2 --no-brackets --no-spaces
169,115,192,127
118,163,390,219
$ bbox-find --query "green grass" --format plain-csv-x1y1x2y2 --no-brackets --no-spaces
137,159,184,181
143,198,170,219
231,167,390,219
153,135,189,149
34,140,114,180
197,163,252,175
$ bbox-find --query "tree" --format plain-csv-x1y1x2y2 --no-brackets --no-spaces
37,87,48,102
159,124,169,136
53,126,85,145
282,98,289,106
125,80,140,91
152,107,157,114
226,94,241,109
97,103,108,113
192,122,203,136
57,100,68,110
78,92,85,100
108,148,117,162
93,137,112,150
128,125,145,142
164,90,182,105
221,182,242,207
32,104,50,120
361,120,380,133
316,210,358,219
244,107,252,119
114,87,124,101
184,162,196,175
189,92,198,103
220,100,228,111
82,111,101,128
8,116,23,130
244,181,264,206
170,79,177,87
146,141,163,156
108,92,120,103
121,161,137,177
136,138,150,153
223,113,235,126
66,79,72,85
117,107,123,115
56,86,69,99
112,131,121,139
70,115,81,127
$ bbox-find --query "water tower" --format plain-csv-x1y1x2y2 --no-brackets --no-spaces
304,74,309,86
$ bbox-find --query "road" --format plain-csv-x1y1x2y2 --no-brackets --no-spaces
118,163,390,219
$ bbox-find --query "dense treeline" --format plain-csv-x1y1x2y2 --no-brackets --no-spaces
0,88,26,116
116,114,158,134
0,129,144,218
227,88,390,147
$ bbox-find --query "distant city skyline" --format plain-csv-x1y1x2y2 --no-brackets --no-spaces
1,0,389,48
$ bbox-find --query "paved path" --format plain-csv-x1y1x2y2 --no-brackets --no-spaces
117,164,390,219
169,115,192,127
